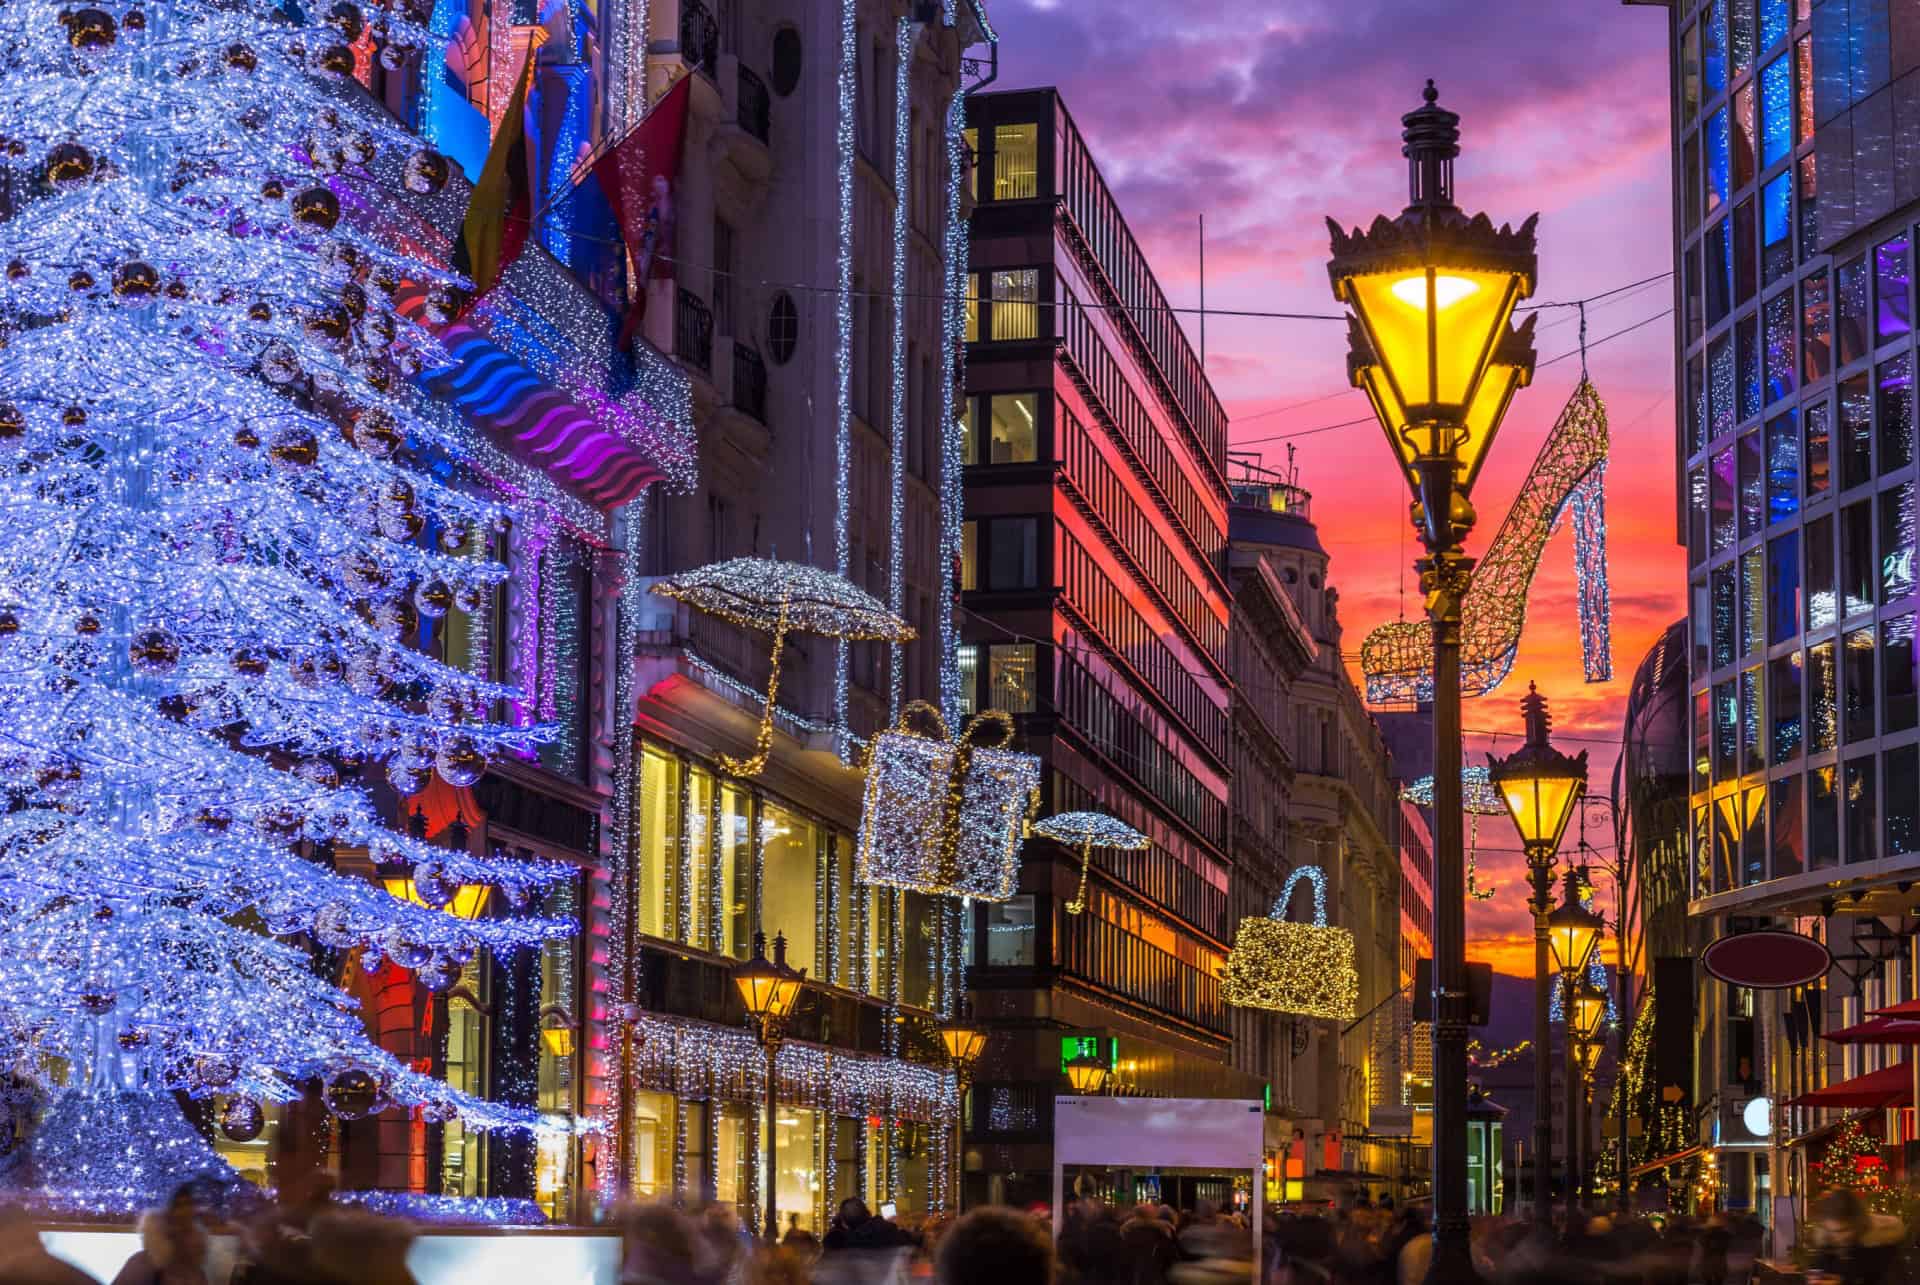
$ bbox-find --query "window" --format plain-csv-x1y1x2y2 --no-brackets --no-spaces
958,520,978,591
1802,268,1831,383
987,643,1036,713
1809,639,1838,752
1713,563,1737,669
1706,0,1728,96
1707,107,1731,216
713,218,734,338
769,25,801,95
1841,499,1874,618
1762,174,1793,287
1712,444,1737,552
962,127,978,202
985,896,1036,965
987,392,1039,463
1739,315,1762,423
1844,626,1877,742
767,290,798,364
992,123,1037,200
1683,23,1702,121
1882,481,1916,603
1805,400,1831,496
442,960,488,1196
1877,234,1912,343
1711,333,1736,441
1771,775,1803,878
1766,411,1799,522
1809,764,1839,867
1708,217,1734,326
1730,0,1755,75
956,643,978,716
1686,134,1705,234
1768,530,1800,641
1760,55,1791,169
1742,548,1765,657
1879,355,1913,472
988,269,1040,341
1733,83,1756,191
1884,614,1917,733
1889,746,1920,856
1760,0,1787,51
984,518,1039,591
1846,756,1877,863
1839,374,1871,490
1798,152,1819,258
1739,427,1765,537
759,803,819,975
1695,689,1713,790
1741,665,1765,771
1836,254,1869,368
629,1091,676,1200
1735,198,1757,307
1690,465,1710,565
1689,354,1708,456
1808,513,1836,627
963,272,978,342
636,745,682,940
1714,679,1739,780
1795,33,1814,141
1770,650,1803,761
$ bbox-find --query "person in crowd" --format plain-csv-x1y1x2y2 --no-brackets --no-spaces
1119,1202,1179,1285
1055,1200,1126,1285
304,1209,416,1285
935,1208,1053,1285
111,1187,210,1285
1807,1188,1906,1285
0,1205,100,1285
821,1198,916,1254
619,1201,706,1285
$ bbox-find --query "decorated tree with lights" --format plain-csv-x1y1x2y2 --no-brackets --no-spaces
0,0,571,1209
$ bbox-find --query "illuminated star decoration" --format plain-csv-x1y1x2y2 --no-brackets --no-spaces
1034,810,1150,916
1222,866,1360,1022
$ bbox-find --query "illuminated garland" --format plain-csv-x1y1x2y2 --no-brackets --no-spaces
1222,866,1359,1022
832,0,857,760
1034,811,1150,915
888,15,916,719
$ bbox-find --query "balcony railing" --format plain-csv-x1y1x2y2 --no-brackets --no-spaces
737,65,771,144
675,288,713,374
1058,910,1228,1037
731,342,767,423
680,0,719,81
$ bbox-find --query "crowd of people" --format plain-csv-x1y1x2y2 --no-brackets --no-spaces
0,1184,1908,1285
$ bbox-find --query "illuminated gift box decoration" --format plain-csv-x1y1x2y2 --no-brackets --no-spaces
1222,865,1359,1021
855,701,1040,901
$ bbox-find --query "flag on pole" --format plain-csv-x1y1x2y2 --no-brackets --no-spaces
453,49,538,300
592,73,692,347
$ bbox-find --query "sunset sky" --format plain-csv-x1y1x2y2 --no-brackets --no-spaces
989,0,1683,977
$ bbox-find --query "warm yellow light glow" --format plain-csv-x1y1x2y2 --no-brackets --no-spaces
1065,1061,1110,1094
1547,899,1603,975
541,1025,575,1058
939,1024,989,1067
1390,274,1481,310
1222,917,1360,1021
1355,334,1530,493
381,876,493,922
1497,775,1582,853
1570,985,1608,1043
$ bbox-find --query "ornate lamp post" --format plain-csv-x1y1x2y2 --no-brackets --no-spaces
1328,80,1537,1284
938,1011,990,1213
1064,1054,1110,1096
1547,875,1603,1227
734,931,806,1240
1568,975,1607,1209
1487,684,1587,1229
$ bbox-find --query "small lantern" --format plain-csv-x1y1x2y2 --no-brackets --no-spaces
1546,870,1604,975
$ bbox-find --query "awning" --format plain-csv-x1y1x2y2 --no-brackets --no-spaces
1628,1144,1702,1178
1823,1016,1920,1045
1783,1062,1912,1109
1873,998,1920,1018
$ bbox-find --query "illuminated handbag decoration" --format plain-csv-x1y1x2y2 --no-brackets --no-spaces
1222,865,1359,1021
855,701,1041,900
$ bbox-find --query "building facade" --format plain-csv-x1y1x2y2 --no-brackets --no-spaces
956,86,1271,1209
1649,0,1920,1226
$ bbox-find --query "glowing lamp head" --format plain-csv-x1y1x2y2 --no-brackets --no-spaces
1569,978,1608,1042
1327,81,1537,501
938,1015,990,1069
540,1010,575,1058
734,931,806,1023
1486,683,1589,859
1546,870,1605,975
1065,1058,1110,1095
377,860,493,921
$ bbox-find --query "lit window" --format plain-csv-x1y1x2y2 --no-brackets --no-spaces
988,643,1036,713
963,272,979,343
990,269,1040,340
956,643,979,716
993,123,1037,200
962,127,978,201
988,393,1039,462
959,521,978,591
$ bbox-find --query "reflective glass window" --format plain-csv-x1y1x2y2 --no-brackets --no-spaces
1769,529,1801,641
1809,764,1839,868
1707,107,1732,215
1802,268,1831,383
1805,399,1832,496
1739,427,1765,537
988,269,1039,340
1881,481,1916,604
988,643,1036,713
1712,333,1737,441
1839,374,1872,490
1795,33,1813,141
1743,548,1766,657
1842,499,1875,618
1695,580,1713,678
1771,649,1804,761
1712,788,1738,893
1739,314,1762,423
1767,411,1800,522
1836,254,1870,368
1844,626,1877,742
1887,745,1920,856
1732,0,1756,74
1735,199,1757,306
1684,23,1703,121
1715,678,1740,780
1706,0,1728,95
1808,514,1837,628
1733,82,1757,190
1876,233,1911,342
985,517,1039,590
1798,152,1820,258
1760,0,1787,52
1712,444,1738,551
1760,55,1792,168
1762,173,1794,287
1709,217,1735,326
1714,563,1738,669
1883,614,1917,733
759,803,820,976
1690,354,1709,456
1809,639,1839,753
1742,665,1766,771
1878,355,1913,472
1696,690,1713,791
1772,774,1804,878
1846,756,1878,863
1686,133,1704,233
991,124,1037,200
1691,464,1710,566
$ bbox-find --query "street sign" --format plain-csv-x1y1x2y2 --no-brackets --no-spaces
1059,1035,1116,1072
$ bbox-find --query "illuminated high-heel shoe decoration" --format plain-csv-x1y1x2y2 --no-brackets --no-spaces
1362,376,1613,704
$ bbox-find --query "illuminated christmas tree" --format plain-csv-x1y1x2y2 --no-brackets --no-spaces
0,0,570,1210
1818,1118,1886,1199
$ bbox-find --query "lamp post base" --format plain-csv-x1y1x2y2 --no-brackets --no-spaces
1422,1217,1482,1285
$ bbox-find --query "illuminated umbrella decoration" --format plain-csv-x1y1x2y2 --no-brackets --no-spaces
1035,811,1150,916
651,558,916,777
1400,766,1504,901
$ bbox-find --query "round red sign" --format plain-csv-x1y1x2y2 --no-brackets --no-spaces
1702,929,1831,989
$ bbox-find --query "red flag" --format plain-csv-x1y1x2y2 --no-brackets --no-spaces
453,51,538,300
593,73,692,347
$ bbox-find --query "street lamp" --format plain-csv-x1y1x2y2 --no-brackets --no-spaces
1547,873,1603,1226
1487,683,1587,1232
1330,78,1537,1284
734,931,806,1240
1065,1055,1110,1096
938,1010,990,1213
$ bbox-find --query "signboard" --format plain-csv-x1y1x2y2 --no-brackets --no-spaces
1060,1035,1116,1072
1371,1105,1416,1137
1702,930,1831,989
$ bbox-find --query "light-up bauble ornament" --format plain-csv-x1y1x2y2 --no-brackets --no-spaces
291,185,340,230
402,149,450,195
122,7,145,31
294,758,340,791
223,42,257,72
434,738,485,788
229,647,267,679
232,425,260,449
304,304,351,347
341,131,375,168
314,43,354,77
68,269,95,293
128,629,180,674
268,426,318,469
112,261,158,299
0,404,23,440
192,1053,240,1092
325,1,365,39
347,407,399,458
259,342,300,385
323,1069,380,1120
221,1097,264,1143
65,7,116,49
414,580,452,618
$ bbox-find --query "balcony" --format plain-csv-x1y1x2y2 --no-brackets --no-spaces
674,288,713,375
679,0,718,82
736,65,771,144
731,342,767,424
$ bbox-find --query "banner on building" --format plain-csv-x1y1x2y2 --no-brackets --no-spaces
591,73,693,347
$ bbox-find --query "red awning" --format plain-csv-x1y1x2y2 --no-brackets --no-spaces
1784,1062,1913,1109
1873,998,1920,1018
1628,1145,1702,1178
1824,1016,1920,1045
